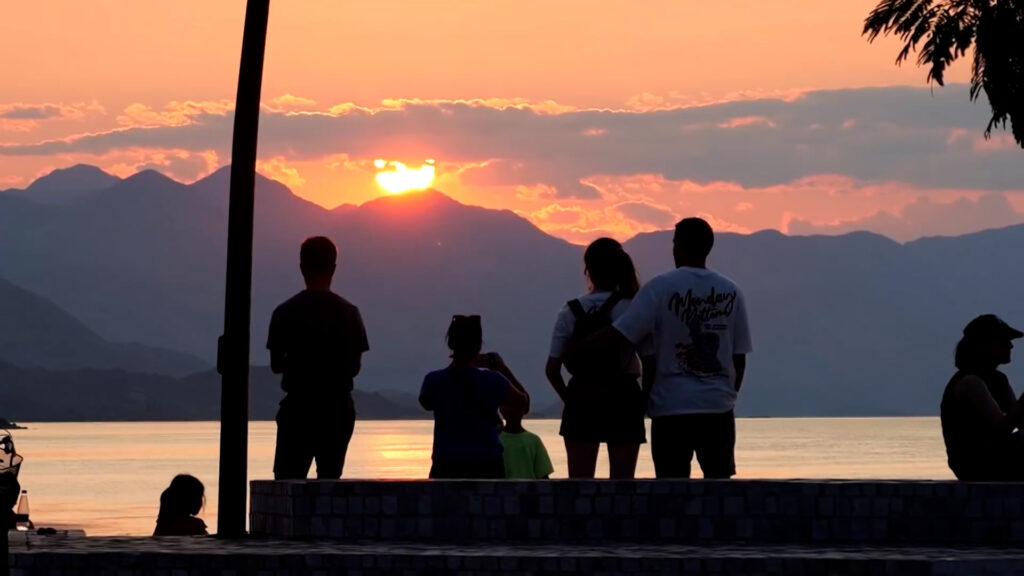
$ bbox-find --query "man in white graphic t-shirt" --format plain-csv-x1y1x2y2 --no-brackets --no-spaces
613,217,752,478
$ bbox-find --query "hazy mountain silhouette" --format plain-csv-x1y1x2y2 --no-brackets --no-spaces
0,363,422,421
0,277,208,376
5,165,1024,417
2,164,121,205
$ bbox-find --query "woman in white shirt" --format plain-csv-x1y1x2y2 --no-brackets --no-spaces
545,238,648,478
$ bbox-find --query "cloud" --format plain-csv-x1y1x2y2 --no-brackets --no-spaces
0,174,23,187
514,183,558,200
0,101,102,121
524,198,681,245
263,94,317,113
4,86,1022,196
615,201,677,227
100,148,221,182
546,173,1024,243
0,101,104,132
0,104,69,120
788,193,1024,242
455,159,602,198
116,100,233,127
257,157,306,189
5,86,1024,242
717,116,777,129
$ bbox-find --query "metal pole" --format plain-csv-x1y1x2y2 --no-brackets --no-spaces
216,0,270,538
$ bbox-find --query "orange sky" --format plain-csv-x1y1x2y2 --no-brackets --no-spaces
2,1,933,108
5,0,1019,244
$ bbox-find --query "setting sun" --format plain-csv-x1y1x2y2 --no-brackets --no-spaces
374,159,436,194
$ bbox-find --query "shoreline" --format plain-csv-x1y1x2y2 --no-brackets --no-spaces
7,415,942,424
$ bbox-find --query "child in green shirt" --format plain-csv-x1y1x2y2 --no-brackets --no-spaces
500,402,554,479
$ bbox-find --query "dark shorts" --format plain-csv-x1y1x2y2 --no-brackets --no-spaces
273,394,356,480
650,410,735,479
559,374,646,444
429,457,505,480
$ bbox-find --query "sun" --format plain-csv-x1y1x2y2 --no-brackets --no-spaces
374,159,436,194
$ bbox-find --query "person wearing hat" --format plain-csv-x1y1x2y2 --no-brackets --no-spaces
940,314,1024,481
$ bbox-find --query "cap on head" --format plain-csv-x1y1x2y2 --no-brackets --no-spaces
300,236,337,277
963,314,1024,342
673,217,715,259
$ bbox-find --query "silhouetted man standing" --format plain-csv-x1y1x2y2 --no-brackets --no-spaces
268,236,369,479
612,218,752,478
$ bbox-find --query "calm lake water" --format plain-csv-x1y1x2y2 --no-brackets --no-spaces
11,418,952,536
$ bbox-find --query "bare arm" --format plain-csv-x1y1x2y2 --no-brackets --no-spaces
493,354,528,402
545,357,568,403
477,352,531,413
733,354,747,392
641,355,656,396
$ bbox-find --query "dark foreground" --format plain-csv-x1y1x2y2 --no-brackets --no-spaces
13,535,1024,575
13,478,1024,575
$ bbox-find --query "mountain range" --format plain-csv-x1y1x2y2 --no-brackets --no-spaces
4,164,1024,418
0,277,207,376
0,362,422,421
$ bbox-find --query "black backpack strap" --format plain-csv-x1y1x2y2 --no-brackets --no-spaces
595,292,623,318
568,293,622,321
567,299,587,320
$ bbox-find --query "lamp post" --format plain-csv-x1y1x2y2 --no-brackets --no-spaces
216,0,271,538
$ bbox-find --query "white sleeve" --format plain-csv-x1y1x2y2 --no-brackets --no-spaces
732,288,753,355
548,304,574,359
612,282,658,345
614,298,655,356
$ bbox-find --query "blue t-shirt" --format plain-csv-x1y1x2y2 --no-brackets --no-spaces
419,366,510,462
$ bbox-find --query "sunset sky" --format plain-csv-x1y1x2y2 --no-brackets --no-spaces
2,0,1022,243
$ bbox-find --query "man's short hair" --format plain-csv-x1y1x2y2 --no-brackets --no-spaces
300,236,337,276
673,217,715,258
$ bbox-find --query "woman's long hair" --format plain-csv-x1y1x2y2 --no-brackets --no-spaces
955,336,992,372
584,237,640,298
446,315,483,364
157,474,205,522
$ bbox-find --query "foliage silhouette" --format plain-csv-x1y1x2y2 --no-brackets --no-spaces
864,0,1024,147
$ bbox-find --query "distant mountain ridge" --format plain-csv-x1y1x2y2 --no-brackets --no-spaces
0,362,422,421
1,164,122,205
0,277,208,376
4,164,1024,418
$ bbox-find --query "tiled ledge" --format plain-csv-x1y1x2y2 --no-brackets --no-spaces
250,479,1024,545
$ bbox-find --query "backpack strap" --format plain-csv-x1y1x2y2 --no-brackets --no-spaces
568,293,623,321
595,292,624,318
567,299,587,320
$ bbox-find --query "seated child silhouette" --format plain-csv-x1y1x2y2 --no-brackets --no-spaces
500,402,554,479
153,474,208,537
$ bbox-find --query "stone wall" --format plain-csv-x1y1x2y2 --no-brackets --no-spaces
251,479,1024,545
12,481,1024,575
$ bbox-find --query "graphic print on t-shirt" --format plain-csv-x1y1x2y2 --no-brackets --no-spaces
668,287,737,379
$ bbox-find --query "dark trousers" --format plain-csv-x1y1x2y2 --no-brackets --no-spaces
650,410,736,479
273,396,356,480
429,457,505,480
